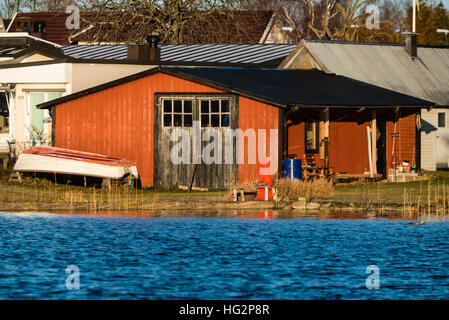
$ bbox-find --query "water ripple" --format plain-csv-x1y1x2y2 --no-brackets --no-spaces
0,213,449,299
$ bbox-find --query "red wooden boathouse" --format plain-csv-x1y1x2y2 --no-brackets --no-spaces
39,67,432,188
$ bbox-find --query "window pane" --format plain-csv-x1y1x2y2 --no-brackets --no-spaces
184,115,192,127
201,115,209,127
184,100,193,113
163,114,172,127
174,100,182,113
201,100,209,113
211,114,220,127
221,114,230,127
174,114,182,127
221,100,229,112
211,100,219,113
438,113,446,128
163,100,172,113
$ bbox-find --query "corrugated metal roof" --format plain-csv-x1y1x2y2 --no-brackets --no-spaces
299,40,449,106
0,46,24,56
61,44,296,65
38,67,433,110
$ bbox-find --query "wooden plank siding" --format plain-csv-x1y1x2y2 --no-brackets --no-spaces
238,96,279,184
54,72,281,188
329,109,371,174
385,109,417,171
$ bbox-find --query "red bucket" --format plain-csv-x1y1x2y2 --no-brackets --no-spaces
254,162,273,201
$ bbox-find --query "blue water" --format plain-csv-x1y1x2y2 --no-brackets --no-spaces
0,212,449,299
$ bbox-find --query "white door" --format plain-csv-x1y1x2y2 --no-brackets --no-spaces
436,111,449,169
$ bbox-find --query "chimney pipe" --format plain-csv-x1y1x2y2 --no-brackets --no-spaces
403,32,418,58
126,32,161,65
146,32,161,64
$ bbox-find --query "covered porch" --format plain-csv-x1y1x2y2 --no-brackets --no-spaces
285,106,421,181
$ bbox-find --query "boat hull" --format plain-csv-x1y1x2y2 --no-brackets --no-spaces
13,147,138,180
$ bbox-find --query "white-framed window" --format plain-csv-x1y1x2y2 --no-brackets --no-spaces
200,99,230,128
162,98,193,127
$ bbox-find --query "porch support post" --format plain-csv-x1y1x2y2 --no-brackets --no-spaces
371,111,377,174
279,108,287,177
320,107,330,165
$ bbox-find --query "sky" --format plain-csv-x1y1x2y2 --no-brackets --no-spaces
429,0,449,8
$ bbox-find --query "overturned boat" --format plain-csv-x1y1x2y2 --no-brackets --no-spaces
13,146,138,180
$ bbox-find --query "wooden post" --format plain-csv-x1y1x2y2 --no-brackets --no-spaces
371,111,377,174
320,108,330,164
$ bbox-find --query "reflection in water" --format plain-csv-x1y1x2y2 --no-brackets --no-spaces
34,209,449,221
1,210,449,299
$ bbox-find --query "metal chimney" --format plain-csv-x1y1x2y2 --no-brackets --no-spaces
146,32,161,64
126,32,161,64
403,32,419,58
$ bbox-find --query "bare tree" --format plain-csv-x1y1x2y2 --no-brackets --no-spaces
0,0,22,19
75,0,272,44
235,0,409,42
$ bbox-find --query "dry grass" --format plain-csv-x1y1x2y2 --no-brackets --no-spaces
275,178,334,201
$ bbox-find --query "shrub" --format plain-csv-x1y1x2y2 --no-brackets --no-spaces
274,178,333,201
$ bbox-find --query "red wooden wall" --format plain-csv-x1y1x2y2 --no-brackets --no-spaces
238,97,279,184
54,72,279,187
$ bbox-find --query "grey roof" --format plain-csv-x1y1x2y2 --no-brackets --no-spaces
286,40,449,106
61,43,296,65
38,67,433,110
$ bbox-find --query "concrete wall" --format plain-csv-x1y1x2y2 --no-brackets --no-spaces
71,63,153,93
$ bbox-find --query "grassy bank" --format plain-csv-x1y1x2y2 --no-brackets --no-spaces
0,169,227,211
2,169,449,215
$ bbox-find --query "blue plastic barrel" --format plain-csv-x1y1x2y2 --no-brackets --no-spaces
283,159,302,180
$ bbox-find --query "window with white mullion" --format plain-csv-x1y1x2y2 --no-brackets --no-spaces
162,98,193,127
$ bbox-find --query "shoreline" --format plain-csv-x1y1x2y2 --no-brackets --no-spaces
0,197,430,216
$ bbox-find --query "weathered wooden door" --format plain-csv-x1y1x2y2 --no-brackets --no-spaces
154,94,238,190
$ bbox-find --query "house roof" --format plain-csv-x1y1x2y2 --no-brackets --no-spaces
281,39,449,106
38,67,433,110
7,11,274,45
7,12,95,45
0,32,63,60
61,43,296,66
0,35,296,68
